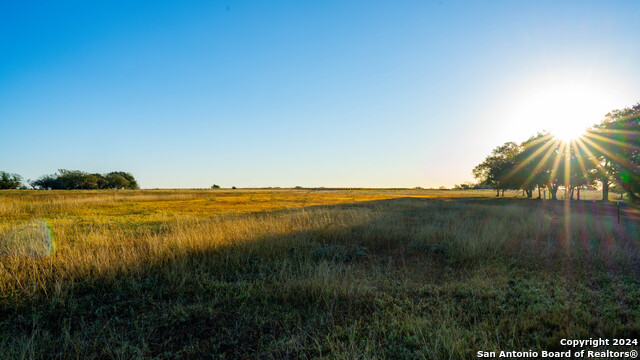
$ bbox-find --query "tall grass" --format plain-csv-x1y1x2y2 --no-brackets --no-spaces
0,191,638,358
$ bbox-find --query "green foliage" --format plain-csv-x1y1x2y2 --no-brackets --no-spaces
473,142,520,195
0,171,23,189
211,184,221,189
105,171,138,190
587,102,640,201
30,170,139,190
513,132,553,195
475,101,640,200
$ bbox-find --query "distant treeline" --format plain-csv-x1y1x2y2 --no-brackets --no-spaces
473,102,640,201
0,170,139,190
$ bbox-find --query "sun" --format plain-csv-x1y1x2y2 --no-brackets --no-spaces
550,122,587,143
506,74,620,144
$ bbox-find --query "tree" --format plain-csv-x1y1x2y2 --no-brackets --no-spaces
211,184,221,189
539,141,593,201
105,172,138,189
57,169,89,189
0,172,23,189
473,142,520,196
92,173,110,189
565,142,597,200
30,174,59,190
476,133,591,201
30,170,139,190
585,102,640,202
511,134,588,201
511,133,553,198
472,101,640,202
578,129,616,201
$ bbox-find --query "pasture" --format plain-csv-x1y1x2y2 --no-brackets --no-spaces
1,189,639,359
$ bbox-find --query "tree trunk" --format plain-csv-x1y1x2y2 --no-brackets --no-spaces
496,189,500,197
577,187,581,200
501,189,505,197
602,180,609,202
550,186,558,200
537,185,541,199
617,181,638,203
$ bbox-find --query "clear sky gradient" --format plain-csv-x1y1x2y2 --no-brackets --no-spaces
2,1,640,188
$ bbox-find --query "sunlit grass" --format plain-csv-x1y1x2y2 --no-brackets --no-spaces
0,189,638,358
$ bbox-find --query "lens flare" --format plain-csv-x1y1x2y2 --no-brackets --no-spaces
0,218,55,257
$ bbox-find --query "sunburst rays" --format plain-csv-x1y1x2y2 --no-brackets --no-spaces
476,101,639,204
489,124,638,201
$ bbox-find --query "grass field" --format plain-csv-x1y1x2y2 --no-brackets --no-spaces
1,189,639,359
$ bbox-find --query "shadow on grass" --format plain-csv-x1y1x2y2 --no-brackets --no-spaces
2,197,640,358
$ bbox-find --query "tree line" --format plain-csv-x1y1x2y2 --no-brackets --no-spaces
473,102,640,201
0,170,139,190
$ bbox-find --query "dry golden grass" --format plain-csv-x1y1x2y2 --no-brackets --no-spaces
0,189,639,359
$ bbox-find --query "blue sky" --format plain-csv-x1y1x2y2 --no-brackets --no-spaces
2,1,640,188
